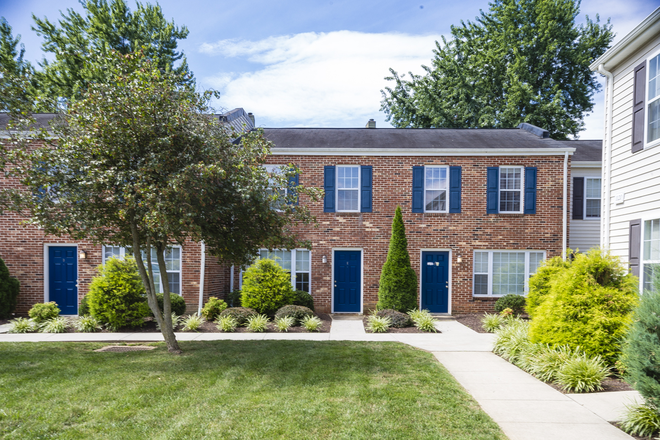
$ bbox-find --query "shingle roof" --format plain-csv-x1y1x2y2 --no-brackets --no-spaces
559,140,602,162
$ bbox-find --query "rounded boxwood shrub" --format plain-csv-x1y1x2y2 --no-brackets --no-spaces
376,309,412,328
0,256,20,319
291,290,314,311
201,297,228,322
28,302,60,323
274,305,314,325
377,206,418,312
87,256,149,329
526,255,570,318
154,293,187,316
241,258,294,315
528,249,639,365
494,294,526,316
219,307,257,325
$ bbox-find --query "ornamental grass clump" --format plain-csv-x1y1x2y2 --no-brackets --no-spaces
367,315,391,333
620,404,660,438
275,316,295,332
40,317,69,333
218,307,257,326
408,309,437,332
245,314,269,332
481,313,506,333
493,319,531,365
527,344,576,383
274,305,314,325
8,317,36,333
73,315,102,332
302,315,323,332
555,352,610,393
216,315,238,332
181,313,205,332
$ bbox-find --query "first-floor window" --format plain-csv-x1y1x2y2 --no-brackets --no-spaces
643,219,660,292
102,245,182,294
246,249,311,293
473,250,545,296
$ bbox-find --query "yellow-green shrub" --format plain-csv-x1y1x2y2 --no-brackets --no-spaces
241,258,294,315
526,255,569,318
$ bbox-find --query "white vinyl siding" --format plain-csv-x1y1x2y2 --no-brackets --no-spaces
473,250,545,296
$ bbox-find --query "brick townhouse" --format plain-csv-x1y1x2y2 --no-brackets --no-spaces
2,111,601,316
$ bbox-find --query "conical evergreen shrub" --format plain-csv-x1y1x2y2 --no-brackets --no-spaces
377,206,418,312
0,256,20,319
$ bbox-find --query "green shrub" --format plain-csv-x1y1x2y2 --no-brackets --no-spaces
245,314,269,332
367,315,391,333
40,317,69,333
226,289,242,307
527,344,576,383
481,313,506,333
621,404,660,437
376,309,412,328
219,307,257,326
201,297,228,322
155,293,187,316
87,257,149,330
8,317,36,333
274,305,314,325
493,319,532,365
28,302,60,323
555,352,610,393
275,316,295,332
494,294,526,315
78,295,90,316
216,315,238,332
291,290,314,311
302,315,322,332
241,259,294,315
0,257,20,319
526,255,570,318
407,309,427,322
73,315,102,332
528,249,639,365
181,313,205,332
377,206,418,312
412,311,438,333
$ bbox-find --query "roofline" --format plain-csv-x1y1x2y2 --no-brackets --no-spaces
271,147,576,156
570,160,601,168
590,7,660,71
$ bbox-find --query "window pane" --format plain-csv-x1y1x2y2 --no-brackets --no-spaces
586,179,601,198
649,99,660,143
643,264,659,292
529,252,544,276
500,191,521,212
474,252,489,273
649,55,660,101
104,246,122,261
586,199,601,218
425,190,446,211
167,273,180,295
337,189,358,211
425,167,446,190
296,250,310,272
500,168,521,190
492,252,525,295
165,248,181,271
337,167,359,189
295,272,310,292
644,220,660,261
474,274,488,295
260,250,292,271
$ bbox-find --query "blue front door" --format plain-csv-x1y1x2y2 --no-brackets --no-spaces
334,251,361,312
49,247,78,315
421,251,449,313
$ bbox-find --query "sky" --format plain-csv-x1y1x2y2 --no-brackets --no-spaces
1,0,658,138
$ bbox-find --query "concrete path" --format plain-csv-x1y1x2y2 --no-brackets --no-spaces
0,316,640,440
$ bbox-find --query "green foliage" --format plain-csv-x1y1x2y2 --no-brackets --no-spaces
494,294,526,315
378,206,418,312
408,310,438,333
555,353,610,393
481,313,507,333
622,278,660,409
241,259,295,315
528,249,639,365
219,307,257,326
87,257,148,330
493,319,532,364
526,256,570,318
0,18,40,115
39,316,69,333
157,313,181,332
301,316,323,332
28,302,60,323
367,315,391,333
527,345,576,383
155,293,187,316
226,289,242,307
275,316,295,332
78,295,90,317
201,297,227,322
291,290,314,311
181,313,205,332
8,317,36,333
245,314,269,332
216,315,238,332
376,309,413,328
0,256,20,319
621,404,660,437
73,315,102,332
380,0,613,139
274,305,314,325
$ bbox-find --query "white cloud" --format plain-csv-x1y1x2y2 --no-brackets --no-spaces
200,31,444,127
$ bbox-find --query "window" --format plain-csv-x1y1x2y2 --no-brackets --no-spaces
244,249,311,293
337,166,360,212
264,165,287,209
642,219,660,292
473,250,545,296
499,167,523,213
585,178,601,218
424,166,448,212
648,53,660,144
101,245,182,294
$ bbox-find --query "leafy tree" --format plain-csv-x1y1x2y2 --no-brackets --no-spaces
0,18,39,116
7,50,319,352
380,0,613,139
32,0,192,106
377,206,418,312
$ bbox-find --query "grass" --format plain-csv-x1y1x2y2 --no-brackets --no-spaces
0,341,506,440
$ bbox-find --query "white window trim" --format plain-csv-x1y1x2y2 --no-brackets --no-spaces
239,249,312,294
498,166,525,214
335,165,361,213
641,217,660,294
101,245,183,295
583,177,602,220
423,165,449,213
472,250,546,297
645,48,660,150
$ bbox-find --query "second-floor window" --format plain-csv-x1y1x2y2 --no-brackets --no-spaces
337,166,360,212
572,177,601,220
648,53,660,144
412,166,462,213
499,167,523,213
324,165,372,213
487,166,537,215
425,166,448,212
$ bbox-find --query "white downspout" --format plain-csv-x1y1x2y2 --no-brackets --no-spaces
230,265,234,292
563,151,568,260
197,242,206,315
598,64,614,250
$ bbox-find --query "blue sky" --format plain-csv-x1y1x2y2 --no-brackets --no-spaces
1,0,658,138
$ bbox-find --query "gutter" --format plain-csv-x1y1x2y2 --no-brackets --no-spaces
197,242,206,315
598,64,614,250
563,152,568,260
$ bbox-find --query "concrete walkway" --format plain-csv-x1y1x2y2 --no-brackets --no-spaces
0,317,641,440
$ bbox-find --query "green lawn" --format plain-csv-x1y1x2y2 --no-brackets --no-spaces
0,341,506,440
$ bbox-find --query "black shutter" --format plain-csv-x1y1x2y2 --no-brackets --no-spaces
572,177,584,220
632,61,646,153
629,219,642,277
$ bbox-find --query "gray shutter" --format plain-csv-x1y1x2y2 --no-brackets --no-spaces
629,219,641,277
632,61,646,153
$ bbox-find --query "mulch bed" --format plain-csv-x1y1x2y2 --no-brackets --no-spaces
0,318,11,326
454,313,489,333
362,316,440,333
